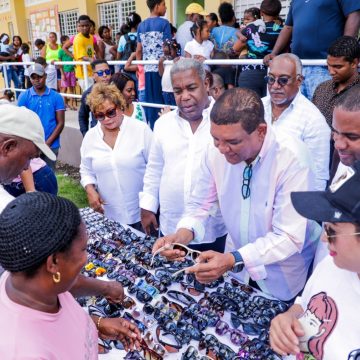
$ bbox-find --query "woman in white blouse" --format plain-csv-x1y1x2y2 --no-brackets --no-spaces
110,72,147,123
80,83,152,229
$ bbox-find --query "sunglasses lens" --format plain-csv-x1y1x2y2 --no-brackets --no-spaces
278,77,289,86
173,244,189,255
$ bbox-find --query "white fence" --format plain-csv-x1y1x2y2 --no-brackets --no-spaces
0,59,329,109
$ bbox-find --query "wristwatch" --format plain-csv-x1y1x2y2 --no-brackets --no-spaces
230,251,244,273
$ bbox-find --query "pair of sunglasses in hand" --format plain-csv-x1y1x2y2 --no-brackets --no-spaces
150,243,201,273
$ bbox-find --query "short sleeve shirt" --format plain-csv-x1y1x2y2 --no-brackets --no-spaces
58,48,74,72
241,21,282,59
118,32,137,52
18,87,65,149
137,17,172,72
73,33,94,78
285,0,360,59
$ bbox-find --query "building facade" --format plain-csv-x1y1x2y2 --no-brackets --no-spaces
0,0,290,53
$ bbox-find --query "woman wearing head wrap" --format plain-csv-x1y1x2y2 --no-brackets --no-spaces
0,192,141,358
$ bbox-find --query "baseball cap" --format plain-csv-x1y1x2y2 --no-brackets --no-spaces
0,105,56,160
28,63,45,77
291,161,360,223
185,3,208,16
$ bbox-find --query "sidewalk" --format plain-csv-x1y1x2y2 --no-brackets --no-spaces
58,108,82,167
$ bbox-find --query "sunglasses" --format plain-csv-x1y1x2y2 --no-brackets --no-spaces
95,69,111,77
215,320,248,346
151,243,201,267
93,107,118,121
182,345,213,360
264,75,294,87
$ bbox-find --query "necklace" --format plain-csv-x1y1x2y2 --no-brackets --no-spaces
271,111,279,124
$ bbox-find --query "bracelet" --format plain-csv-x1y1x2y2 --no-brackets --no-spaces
97,316,103,331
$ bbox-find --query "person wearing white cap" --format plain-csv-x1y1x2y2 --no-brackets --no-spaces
176,3,208,56
0,105,128,303
17,63,65,171
0,105,55,212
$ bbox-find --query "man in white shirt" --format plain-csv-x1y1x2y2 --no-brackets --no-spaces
262,53,331,191
314,84,360,265
176,3,208,56
140,58,227,252
153,88,321,301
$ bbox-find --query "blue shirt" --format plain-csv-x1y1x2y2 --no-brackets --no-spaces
137,17,171,72
18,87,65,149
211,25,238,57
286,0,360,59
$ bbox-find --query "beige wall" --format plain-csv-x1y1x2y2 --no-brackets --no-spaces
0,0,226,43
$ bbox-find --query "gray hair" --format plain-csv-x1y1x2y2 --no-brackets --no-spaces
170,58,206,81
273,53,303,75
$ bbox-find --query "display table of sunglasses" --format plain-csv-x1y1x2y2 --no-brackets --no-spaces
79,208,288,360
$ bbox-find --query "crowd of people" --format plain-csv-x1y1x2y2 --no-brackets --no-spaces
0,0,359,358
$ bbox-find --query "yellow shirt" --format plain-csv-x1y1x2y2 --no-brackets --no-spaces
73,33,94,79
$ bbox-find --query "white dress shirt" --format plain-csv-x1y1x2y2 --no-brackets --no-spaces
139,104,226,241
262,91,330,191
80,117,153,225
177,128,321,301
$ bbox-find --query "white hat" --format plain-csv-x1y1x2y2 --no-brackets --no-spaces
0,105,56,160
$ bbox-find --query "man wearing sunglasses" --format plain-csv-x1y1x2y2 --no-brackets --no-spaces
78,59,111,136
153,87,321,302
262,53,330,191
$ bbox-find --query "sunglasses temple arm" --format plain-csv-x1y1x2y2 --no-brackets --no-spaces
171,267,189,278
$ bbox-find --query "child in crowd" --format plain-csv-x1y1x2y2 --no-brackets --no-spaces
0,89,14,104
241,7,263,29
136,0,172,129
206,13,219,34
21,43,32,89
184,20,214,70
58,35,77,110
210,51,236,89
159,39,180,106
34,56,57,91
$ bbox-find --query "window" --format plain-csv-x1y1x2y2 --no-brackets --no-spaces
97,0,136,38
234,0,291,23
59,9,79,38
27,19,39,57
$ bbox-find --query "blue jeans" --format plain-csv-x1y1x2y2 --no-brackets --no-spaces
4,165,58,197
162,91,176,106
301,66,331,100
138,89,146,102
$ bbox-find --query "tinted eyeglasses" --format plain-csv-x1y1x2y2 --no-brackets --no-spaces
242,164,252,199
95,69,111,77
264,75,293,87
94,107,117,121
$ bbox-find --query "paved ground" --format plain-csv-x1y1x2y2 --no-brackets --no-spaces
58,108,82,167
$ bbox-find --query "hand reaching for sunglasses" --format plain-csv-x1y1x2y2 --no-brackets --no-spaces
103,281,124,304
185,251,235,283
269,304,305,356
152,228,194,261
96,317,142,352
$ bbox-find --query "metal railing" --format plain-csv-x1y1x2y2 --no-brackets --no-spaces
0,59,329,109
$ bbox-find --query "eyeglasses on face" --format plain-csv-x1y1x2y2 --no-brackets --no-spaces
94,107,117,121
323,225,360,240
264,75,294,87
95,69,111,77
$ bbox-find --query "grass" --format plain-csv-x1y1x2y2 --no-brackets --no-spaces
56,173,88,208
